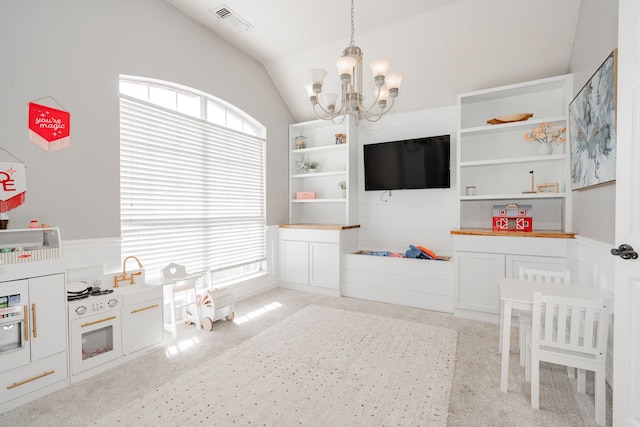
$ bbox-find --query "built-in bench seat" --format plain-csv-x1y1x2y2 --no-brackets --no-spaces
341,251,454,313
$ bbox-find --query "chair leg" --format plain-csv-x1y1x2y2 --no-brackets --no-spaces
524,341,531,382
518,318,526,367
567,366,575,378
167,289,178,340
577,368,586,394
594,370,605,426
531,358,540,409
499,301,504,352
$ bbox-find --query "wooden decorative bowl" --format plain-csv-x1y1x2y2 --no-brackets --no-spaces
487,113,533,125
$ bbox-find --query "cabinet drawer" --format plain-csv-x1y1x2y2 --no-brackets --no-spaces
453,234,568,257
280,228,340,243
0,351,67,403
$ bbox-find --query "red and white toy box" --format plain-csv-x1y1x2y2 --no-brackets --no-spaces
295,191,317,200
492,203,533,232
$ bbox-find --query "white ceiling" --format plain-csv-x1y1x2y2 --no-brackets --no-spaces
164,0,583,123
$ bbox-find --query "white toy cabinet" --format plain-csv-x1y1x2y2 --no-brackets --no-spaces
0,228,68,413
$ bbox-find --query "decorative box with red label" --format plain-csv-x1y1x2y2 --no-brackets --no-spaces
295,191,317,200
492,203,532,232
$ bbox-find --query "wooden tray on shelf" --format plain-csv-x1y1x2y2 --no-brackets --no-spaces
487,113,533,125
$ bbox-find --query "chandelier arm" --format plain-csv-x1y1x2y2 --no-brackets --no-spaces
357,85,384,115
312,101,350,124
359,96,397,122
311,104,336,121
330,112,349,126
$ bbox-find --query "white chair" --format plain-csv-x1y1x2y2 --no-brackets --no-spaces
161,263,203,339
517,268,571,367
527,292,610,426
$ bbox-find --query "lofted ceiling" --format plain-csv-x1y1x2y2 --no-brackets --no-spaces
164,0,583,124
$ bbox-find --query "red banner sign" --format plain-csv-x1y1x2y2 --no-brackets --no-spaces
0,162,26,212
28,102,70,151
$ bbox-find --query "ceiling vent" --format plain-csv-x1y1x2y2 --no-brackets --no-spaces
211,5,253,32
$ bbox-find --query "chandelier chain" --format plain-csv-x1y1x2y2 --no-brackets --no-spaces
350,0,355,47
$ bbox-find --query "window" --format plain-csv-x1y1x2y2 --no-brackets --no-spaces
119,76,266,284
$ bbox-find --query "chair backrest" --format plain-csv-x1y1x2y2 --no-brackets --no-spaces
519,267,571,285
162,263,208,292
531,292,609,356
162,262,188,279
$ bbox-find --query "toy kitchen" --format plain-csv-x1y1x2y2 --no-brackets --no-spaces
66,258,163,384
0,227,163,413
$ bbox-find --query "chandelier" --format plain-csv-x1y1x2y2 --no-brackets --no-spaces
305,0,403,124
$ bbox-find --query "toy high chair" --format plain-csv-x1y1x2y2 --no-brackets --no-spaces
161,263,203,339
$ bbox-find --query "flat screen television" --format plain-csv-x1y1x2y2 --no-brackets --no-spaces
363,134,450,191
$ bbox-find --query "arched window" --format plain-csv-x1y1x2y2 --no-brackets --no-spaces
119,76,266,284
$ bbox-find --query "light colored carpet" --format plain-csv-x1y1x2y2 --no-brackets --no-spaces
1,287,609,426
96,305,458,426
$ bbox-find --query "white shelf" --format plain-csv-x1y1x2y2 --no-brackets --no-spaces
460,115,567,135
292,198,347,203
460,193,567,201
290,144,347,154
460,154,566,167
291,171,346,179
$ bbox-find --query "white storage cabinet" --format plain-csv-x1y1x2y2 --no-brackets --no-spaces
0,228,68,413
279,227,358,297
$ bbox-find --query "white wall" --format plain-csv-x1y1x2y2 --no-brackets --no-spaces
0,0,293,242
356,107,458,257
568,0,619,244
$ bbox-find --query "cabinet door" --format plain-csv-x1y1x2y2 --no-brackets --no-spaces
505,254,567,279
28,274,66,361
122,299,163,356
309,242,340,290
281,240,310,285
455,251,505,314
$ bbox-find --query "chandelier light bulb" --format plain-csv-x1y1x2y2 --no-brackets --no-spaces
377,86,389,103
322,93,339,112
386,73,403,97
308,69,328,94
305,84,315,97
336,56,357,85
370,60,390,86
305,84,318,105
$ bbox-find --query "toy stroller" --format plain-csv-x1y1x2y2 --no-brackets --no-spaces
197,286,235,331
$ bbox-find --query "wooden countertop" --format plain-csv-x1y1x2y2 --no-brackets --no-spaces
279,224,361,230
450,229,576,239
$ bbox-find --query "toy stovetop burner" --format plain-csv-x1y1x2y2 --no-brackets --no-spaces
492,203,532,232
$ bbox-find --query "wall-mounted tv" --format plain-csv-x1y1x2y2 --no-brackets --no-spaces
363,135,450,191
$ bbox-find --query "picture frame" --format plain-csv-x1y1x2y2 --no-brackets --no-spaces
536,182,559,193
569,50,617,190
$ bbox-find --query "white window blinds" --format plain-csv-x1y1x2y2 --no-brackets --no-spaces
120,95,266,278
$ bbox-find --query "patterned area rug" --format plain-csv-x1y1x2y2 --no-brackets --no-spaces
97,305,458,426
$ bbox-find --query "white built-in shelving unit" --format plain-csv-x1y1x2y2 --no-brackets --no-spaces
288,118,358,226
457,74,573,231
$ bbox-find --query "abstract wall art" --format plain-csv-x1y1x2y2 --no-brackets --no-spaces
569,50,617,190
